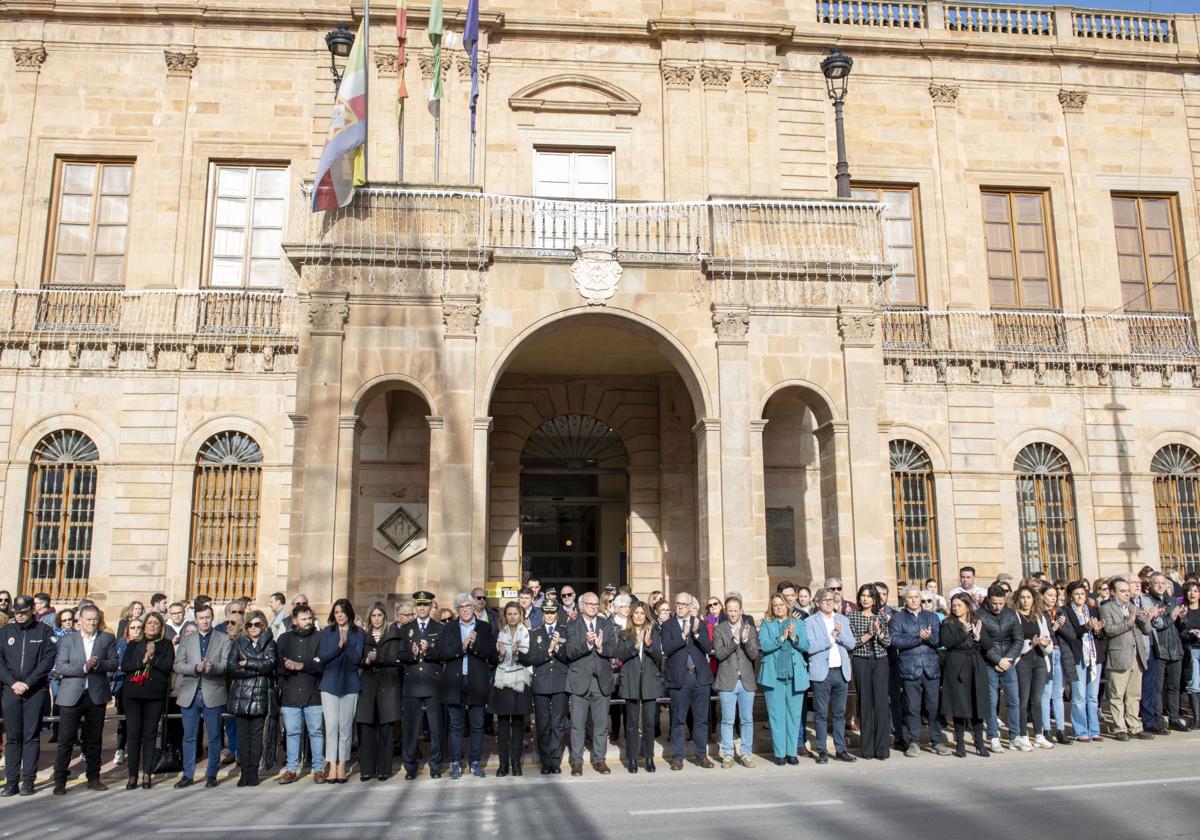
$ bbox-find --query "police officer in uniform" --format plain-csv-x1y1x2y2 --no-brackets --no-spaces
398,591,444,779
1,595,58,796
519,599,570,774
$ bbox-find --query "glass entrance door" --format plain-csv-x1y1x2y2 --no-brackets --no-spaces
520,502,600,591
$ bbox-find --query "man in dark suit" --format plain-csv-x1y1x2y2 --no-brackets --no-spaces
518,599,569,773
561,591,617,775
51,604,118,795
433,593,498,778
661,591,715,769
398,591,445,779
1,595,57,797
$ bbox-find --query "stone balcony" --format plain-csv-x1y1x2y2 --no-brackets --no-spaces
0,288,299,371
289,186,893,305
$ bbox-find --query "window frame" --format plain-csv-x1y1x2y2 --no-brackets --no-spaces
889,440,939,584
1111,192,1189,314
1014,443,1080,581
981,188,1061,311
851,182,926,308
532,147,616,200
1151,444,1200,575
187,432,264,600
42,157,136,288
201,161,290,290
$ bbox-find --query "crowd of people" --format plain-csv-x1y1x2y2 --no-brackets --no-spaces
1,563,1198,797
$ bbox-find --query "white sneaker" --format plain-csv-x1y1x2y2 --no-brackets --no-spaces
1034,734,1054,749
989,737,1003,753
114,749,126,765
1014,736,1033,752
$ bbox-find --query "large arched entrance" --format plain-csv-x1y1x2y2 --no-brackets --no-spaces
486,312,707,596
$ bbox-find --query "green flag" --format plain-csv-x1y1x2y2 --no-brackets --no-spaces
427,0,443,118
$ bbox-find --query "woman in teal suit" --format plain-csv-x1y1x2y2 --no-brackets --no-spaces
759,593,811,765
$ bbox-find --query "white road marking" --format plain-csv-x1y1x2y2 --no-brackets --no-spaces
158,823,389,834
630,799,843,816
1033,776,1200,792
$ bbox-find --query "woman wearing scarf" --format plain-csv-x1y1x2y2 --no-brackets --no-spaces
758,594,810,765
489,601,532,776
1064,580,1104,741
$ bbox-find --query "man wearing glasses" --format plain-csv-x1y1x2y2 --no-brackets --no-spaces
51,605,117,795
662,591,715,770
805,589,857,764
0,596,57,797
824,577,851,616
562,592,617,775
470,588,499,626
215,599,246,635
558,588,579,622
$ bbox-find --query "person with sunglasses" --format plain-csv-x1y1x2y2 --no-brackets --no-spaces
823,577,850,616
559,588,579,622
226,610,277,787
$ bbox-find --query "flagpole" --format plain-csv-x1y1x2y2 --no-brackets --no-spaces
469,129,475,185
363,0,370,184
434,113,441,184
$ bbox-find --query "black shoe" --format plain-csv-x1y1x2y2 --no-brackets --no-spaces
955,743,966,758
174,777,193,789
1169,719,1191,733
429,770,442,779
140,781,152,790
126,779,138,790
976,743,990,757
551,766,562,774
205,778,219,788
1115,731,1131,741
19,783,35,797
236,776,248,787
1135,731,1155,740
835,752,857,763
540,767,552,775
644,758,655,773
785,755,799,765
52,782,66,796
626,760,638,774
815,752,829,765
0,783,17,798
496,765,509,778
1056,730,1072,745
512,765,522,777
405,770,418,780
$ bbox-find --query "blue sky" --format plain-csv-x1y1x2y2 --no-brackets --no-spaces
1070,0,1196,11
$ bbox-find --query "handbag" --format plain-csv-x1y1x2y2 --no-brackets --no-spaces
152,714,182,774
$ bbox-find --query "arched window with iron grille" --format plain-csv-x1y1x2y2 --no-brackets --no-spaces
188,431,263,600
1014,442,1079,580
21,430,99,601
1151,444,1200,574
890,440,938,584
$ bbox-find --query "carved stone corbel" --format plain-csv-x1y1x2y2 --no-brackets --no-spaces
375,52,399,77
442,296,481,338
262,345,275,371
837,309,877,348
700,63,732,91
308,299,350,335
1058,89,1087,113
67,342,81,368
164,50,199,77
145,342,158,369
660,61,695,90
711,306,750,343
223,345,236,371
13,46,47,72
929,82,959,106
183,343,197,369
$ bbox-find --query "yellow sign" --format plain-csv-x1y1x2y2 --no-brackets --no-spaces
485,582,520,601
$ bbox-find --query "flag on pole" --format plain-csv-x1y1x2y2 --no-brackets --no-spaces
312,20,368,212
397,0,409,112
464,0,480,133
427,0,444,118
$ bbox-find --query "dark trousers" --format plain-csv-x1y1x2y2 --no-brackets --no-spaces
3,687,47,785
887,650,904,743
114,690,127,751
902,675,943,745
852,657,892,758
235,715,265,782
668,671,709,760
533,692,569,768
359,715,395,778
1017,657,1048,736
624,698,658,763
812,669,849,755
446,703,485,766
1151,657,1183,727
496,714,525,768
54,695,106,781
401,695,443,772
123,696,164,778
1140,648,1159,728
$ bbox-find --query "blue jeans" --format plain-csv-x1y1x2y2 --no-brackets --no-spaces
1039,649,1066,734
718,680,755,757
986,665,1020,739
1189,649,1200,694
180,696,225,779
1070,661,1102,738
224,715,238,757
446,704,485,766
281,705,324,773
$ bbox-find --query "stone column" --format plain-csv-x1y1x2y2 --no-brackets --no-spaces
837,307,889,590
439,295,481,594
814,420,853,583
333,414,364,599
472,416,493,587
293,293,349,608
424,415,445,591
749,419,770,614
692,418,724,599
660,60,702,200
927,80,976,311
741,64,776,196
711,305,762,603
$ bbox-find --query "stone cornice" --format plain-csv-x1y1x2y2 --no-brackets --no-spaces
648,18,795,45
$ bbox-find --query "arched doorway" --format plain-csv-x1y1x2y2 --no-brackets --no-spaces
520,414,629,591
486,312,705,596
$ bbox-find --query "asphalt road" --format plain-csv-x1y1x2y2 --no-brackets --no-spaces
6,733,1200,840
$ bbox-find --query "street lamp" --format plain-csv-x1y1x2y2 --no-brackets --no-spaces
820,48,854,198
325,25,356,89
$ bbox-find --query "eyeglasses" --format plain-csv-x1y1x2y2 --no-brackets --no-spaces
828,586,842,592
474,595,486,601
229,609,245,615
248,621,265,629
708,602,721,608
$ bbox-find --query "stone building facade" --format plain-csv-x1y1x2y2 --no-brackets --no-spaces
2,1,1199,613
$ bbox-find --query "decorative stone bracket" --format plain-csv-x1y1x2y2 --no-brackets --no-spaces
13,45,47,72
1058,89,1088,113
837,308,877,348
442,295,481,338
308,298,350,336
712,305,750,343
928,82,959,106
164,50,199,77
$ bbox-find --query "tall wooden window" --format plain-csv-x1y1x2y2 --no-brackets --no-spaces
206,164,288,288
851,184,925,307
1015,443,1079,580
1112,195,1186,312
46,159,133,286
21,430,99,601
1151,444,1200,574
188,432,263,600
890,440,938,583
982,189,1057,309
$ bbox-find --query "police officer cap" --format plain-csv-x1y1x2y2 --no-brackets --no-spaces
12,595,34,612
541,599,559,613
412,591,435,604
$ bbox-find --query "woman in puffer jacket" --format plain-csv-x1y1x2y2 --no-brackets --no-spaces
226,609,278,786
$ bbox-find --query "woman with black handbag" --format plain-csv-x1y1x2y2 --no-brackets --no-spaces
227,609,278,786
